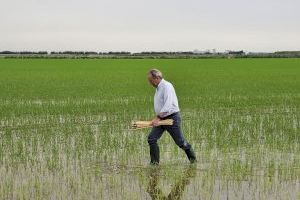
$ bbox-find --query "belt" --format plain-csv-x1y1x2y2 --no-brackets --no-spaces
158,112,179,120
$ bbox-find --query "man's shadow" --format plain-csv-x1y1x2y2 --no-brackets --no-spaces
146,165,197,200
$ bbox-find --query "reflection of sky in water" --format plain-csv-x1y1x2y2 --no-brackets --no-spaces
99,158,300,200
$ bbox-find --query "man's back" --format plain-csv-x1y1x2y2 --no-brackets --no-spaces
154,79,180,118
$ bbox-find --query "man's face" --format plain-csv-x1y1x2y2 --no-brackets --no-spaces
147,73,159,88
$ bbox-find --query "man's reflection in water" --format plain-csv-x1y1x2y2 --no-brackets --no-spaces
146,165,197,200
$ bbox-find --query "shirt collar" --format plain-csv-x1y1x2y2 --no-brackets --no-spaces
157,78,164,89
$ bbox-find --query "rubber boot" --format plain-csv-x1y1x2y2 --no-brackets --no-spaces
150,144,160,165
184,147,197,163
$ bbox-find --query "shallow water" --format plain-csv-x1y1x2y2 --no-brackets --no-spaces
0,106,299,199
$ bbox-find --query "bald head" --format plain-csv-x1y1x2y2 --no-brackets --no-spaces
147,69,163,88
148,69,163,79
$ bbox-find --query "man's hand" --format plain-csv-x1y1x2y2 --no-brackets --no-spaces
151,117,161,127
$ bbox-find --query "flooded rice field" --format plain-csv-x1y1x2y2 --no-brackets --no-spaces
0,59,299,199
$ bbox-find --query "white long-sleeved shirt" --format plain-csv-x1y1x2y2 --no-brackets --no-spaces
154,79,180,118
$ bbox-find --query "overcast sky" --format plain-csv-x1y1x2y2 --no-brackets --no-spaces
1,0,299,52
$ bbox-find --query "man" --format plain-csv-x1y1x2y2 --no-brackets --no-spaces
147,69,197,165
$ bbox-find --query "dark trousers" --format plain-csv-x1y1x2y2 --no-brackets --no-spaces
147,112,192,163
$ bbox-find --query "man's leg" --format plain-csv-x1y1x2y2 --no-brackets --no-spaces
165,113,197,163
147,126,165,165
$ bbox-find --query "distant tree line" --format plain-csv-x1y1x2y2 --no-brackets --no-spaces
0,50,245,55
1,50,300,58
49,51,131,55
0,51,48,54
